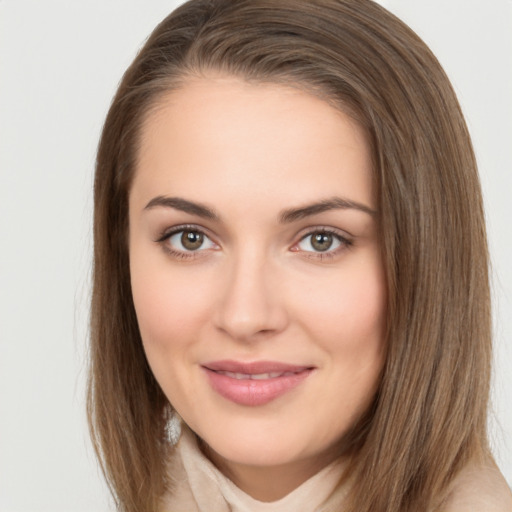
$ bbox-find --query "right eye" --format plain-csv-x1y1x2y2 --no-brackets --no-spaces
166,229,217,253
156,226,219,259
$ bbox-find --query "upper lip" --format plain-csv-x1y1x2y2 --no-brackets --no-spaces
202,360,313,374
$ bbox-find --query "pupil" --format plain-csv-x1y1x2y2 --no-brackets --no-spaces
181,231,203,250
311,232,332,252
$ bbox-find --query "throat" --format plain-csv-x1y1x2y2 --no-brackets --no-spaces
199,439,340,502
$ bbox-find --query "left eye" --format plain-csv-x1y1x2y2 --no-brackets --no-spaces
296,231,343,253
167,229,216,252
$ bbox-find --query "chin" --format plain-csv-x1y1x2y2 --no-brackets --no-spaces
193,418,335,469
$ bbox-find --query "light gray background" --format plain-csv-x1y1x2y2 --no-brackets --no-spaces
0,1,510,510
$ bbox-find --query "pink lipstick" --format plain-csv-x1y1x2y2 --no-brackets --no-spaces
202,360,314,406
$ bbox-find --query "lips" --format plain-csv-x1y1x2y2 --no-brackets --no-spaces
202,360,314,406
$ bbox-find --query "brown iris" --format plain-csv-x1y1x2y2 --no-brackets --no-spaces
311,232,334,252
181,231,204,250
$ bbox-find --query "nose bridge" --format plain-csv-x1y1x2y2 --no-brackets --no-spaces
215,244,286,340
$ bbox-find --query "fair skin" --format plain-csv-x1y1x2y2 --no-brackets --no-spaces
129,75,387,501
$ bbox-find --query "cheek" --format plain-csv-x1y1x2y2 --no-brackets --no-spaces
129,251,214,357
300,254,386,346
295,252,387,410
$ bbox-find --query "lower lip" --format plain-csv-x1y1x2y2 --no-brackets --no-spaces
203,367,313,406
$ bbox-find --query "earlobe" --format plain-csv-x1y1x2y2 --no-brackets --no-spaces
164,406,182,446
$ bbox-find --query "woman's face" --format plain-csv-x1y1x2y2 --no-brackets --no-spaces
129,75,386,497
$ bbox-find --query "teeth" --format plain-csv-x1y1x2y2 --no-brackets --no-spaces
217,371,295,380
251,372,282,380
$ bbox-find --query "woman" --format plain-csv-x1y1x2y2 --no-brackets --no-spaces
87,0,512,510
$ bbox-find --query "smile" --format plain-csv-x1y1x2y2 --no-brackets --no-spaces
202,360,314,406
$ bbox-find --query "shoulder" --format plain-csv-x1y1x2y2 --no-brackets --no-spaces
442,461,512,512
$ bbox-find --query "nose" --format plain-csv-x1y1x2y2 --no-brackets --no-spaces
213,250,289,342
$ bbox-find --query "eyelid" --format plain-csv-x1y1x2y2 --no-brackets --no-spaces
155,223,215,243
294,225,353,243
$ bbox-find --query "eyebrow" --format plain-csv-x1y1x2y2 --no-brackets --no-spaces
144,196,219,220
144,195,376,222
279,197,376,223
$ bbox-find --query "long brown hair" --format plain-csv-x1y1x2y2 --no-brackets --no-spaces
88,1,492,510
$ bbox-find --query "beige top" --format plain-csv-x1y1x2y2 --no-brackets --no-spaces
443,462,512,511
160,427,512,511
160,426,347,512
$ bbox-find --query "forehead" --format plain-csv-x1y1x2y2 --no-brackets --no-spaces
132,76,373,211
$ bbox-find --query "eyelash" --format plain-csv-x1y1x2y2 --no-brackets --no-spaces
155,225,353,261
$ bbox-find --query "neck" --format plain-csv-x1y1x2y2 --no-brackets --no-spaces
200,441,343,502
